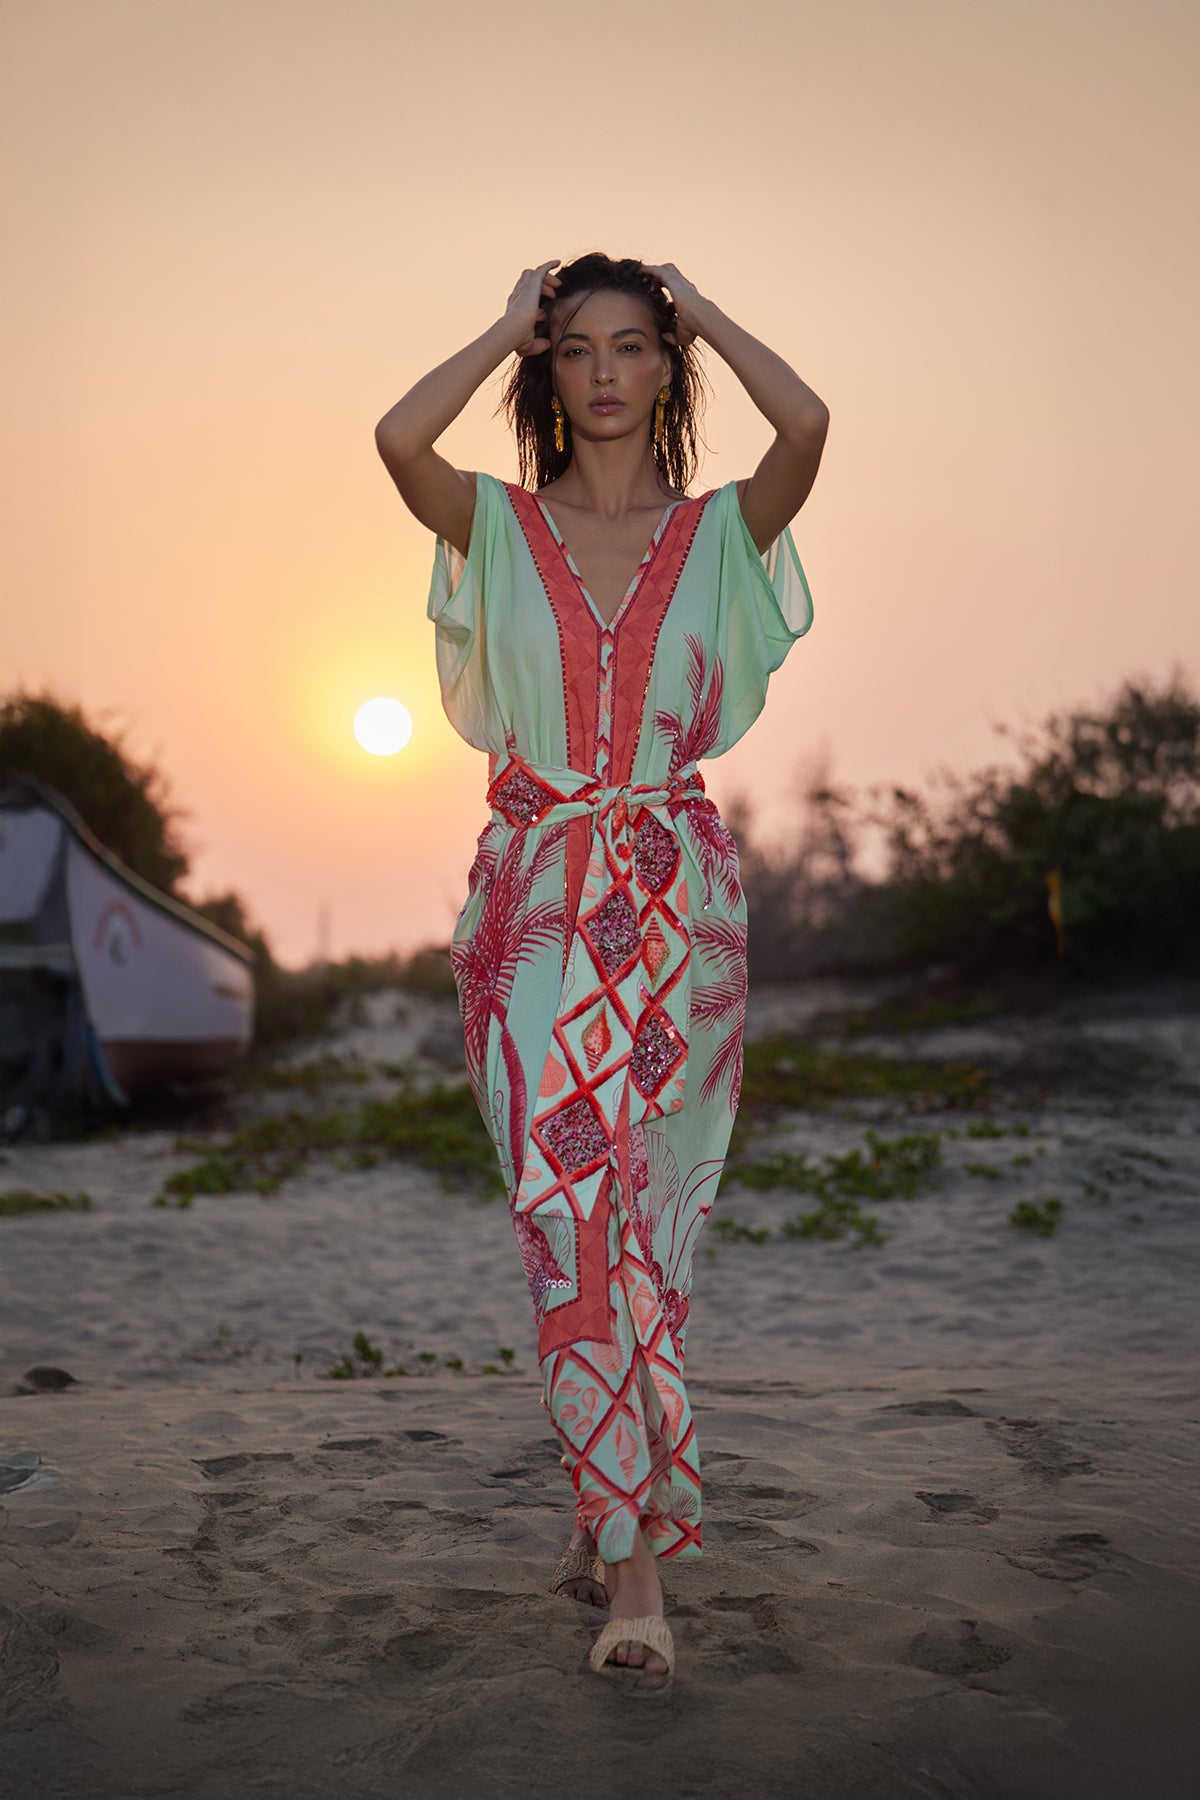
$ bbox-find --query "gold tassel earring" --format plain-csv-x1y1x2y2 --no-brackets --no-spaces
654,384,670,449
551,396,565,454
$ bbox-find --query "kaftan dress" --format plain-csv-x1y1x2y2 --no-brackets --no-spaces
428,473,812,1566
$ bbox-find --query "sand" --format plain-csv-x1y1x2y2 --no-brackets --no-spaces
2,983,1199,1798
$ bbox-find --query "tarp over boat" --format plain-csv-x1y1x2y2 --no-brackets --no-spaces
0,774,255,1114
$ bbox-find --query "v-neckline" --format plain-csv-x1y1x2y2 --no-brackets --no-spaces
534,497,682,632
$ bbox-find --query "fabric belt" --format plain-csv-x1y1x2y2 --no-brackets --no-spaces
486,755,705,831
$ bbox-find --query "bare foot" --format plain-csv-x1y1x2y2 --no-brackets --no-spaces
553,1522,607,1607
602,1528,668,1672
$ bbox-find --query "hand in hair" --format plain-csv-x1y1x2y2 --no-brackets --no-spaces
505,260,563,358
641,263,704,349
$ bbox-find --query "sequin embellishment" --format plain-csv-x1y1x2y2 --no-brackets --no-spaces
490,764,561,825
630,1014,684,1099
633,812,680,895
541,1097,610,1172
584,888,641,977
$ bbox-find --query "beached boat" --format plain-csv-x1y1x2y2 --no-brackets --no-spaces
0,774,255,1111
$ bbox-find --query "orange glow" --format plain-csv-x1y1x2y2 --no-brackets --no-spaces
2,1,1196,965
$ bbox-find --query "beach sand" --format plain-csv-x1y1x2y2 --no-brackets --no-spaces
2,984,1198,1798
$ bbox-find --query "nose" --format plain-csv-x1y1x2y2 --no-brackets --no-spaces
592,351,615,386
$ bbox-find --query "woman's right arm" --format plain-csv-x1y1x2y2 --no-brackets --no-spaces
374,260,561,556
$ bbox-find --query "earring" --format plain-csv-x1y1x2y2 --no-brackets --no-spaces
654,384,670,449
551,396,565,454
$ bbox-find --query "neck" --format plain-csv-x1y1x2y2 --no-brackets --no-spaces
547,436,670,517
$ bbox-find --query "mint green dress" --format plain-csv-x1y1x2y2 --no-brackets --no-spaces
428,473,812,1564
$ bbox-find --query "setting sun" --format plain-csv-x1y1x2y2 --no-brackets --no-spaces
353,696,413,757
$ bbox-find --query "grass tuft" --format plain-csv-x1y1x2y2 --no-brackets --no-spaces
727,1128,944,1251
710,1218,771,1245
781,1198,890,1248
0,1188,92,1216
322,1332,523,1379
736,1037,987,1123
1009,1196,1064,1236
156,1079,502,1206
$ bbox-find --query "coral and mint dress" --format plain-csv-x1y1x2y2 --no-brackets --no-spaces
428,473,812,1565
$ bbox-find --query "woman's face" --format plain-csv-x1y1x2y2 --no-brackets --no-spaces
551,289,672,446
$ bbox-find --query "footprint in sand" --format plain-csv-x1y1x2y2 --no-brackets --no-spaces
1002,1530,1116,1582
907,1618,1012,1681
915,1490,1000,1523
878,1398,979,1418
984,1416,1097,1481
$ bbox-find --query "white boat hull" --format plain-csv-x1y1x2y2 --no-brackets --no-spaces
0,779,256,1108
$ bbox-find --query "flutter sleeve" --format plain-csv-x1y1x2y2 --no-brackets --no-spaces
705,478,814,754
426,470,508,751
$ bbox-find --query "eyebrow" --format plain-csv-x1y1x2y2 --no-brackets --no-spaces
558,326,649,344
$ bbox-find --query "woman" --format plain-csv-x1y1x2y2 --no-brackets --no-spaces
375,253,828,1679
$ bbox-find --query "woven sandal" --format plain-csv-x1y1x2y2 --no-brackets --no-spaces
548,1542,607,1600
588,1615,675,1677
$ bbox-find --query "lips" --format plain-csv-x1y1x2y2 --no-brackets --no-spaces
589,397,624,412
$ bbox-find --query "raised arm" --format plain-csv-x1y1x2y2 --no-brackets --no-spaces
374,260,562,556
642,263,829,553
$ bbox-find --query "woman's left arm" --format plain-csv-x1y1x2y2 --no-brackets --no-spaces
643,263,829,552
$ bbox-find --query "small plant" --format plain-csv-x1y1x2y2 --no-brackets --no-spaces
736,1038,988,1123
1009,1197,1063,1237
782,1198,890,1248
326,1330,404,1379
1012,1152,1033,1168
710,1218,771,1245
964,1160,1005,1181
966,1119,1006,1140
322,1336,521,1379
0,1188,92,1216
733,1129,943,1205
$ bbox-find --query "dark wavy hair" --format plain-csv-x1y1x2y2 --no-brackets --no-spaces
500,252,708,494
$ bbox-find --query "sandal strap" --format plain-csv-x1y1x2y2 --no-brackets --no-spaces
549,1543,606,1596
588,1615,675,1676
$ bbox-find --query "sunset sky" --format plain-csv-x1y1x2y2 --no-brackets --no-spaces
2,0,1196,966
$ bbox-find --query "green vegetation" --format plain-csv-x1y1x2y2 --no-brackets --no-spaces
709,1218,771,1245
232,1050,374,1093
736,1040,987,1126
155,1080,502,1205
724,1129,945,1251
323,1331,520,1379
732,1129,944,1203
736,672,1200,981
964,1159,1005,1181
0,689,189,891
0,1188,92,1216
1010,1197,1064,1236
818,993,999,1037
781,1199,890,1249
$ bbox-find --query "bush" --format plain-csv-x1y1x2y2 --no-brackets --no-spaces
0,689,189,891
736,671,1200,980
